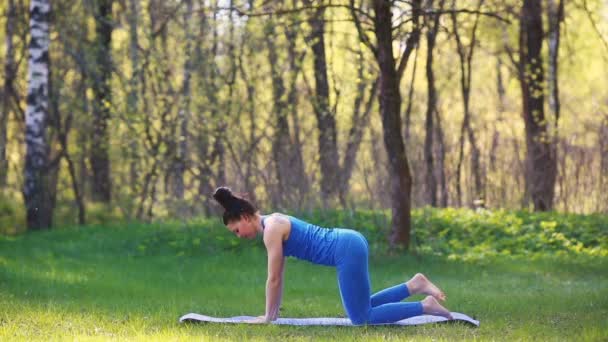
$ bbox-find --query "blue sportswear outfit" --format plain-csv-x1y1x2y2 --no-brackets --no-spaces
261,215,423,325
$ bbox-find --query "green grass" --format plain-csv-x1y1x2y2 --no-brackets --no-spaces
0,220,607,341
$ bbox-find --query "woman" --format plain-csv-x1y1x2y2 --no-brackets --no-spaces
213,187,453,325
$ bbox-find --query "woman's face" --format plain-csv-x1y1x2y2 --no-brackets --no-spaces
227,215,258,239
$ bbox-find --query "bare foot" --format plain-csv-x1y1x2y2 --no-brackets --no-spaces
421,296,453,320
406,273,447,301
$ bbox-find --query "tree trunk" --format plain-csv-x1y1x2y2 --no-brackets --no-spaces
519,0,557,211
264,17,292,209
490,57,507,204
236,1,260,204
339,67,378,207
424,0,443,206
1,0,17,189
452,0,483,207
90,0,113,202
435,109,448,207
127,0,140,196
373,0,413,248
284,3,310,206
403,47,418,147
547,0,563,126
599,120,608,213
193,2,215,215
211,2,226,187
307,3,340,203
169,0,193,201
23,0,53,230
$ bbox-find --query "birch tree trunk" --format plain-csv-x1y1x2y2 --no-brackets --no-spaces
23,0,52,229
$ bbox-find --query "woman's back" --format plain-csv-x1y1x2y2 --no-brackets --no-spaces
266,214,338,266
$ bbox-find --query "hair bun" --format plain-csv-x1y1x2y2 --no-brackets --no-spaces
213,186,234,209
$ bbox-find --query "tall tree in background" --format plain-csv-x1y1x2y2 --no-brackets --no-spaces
423,0,444,207
338,51,378,208
284,0,310,204
264,11,297,209
127,0,141,195
547,0,563,136
90,0,113,202
1,0,17,189
352,0,422,247
23,0,52,229
519,0,557,211
168,0,194,201
452,0,484,207
305,0,340,203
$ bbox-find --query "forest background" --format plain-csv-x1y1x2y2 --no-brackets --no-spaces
0,0,607,244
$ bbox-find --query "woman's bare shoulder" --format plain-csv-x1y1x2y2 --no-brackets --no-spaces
264,213,291,240
266,213,290,225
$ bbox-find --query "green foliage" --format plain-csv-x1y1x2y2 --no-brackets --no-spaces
0,193,25,235
410,208,608,261
4,207,607,262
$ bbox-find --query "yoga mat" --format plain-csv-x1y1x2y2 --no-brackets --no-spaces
179,312,479,327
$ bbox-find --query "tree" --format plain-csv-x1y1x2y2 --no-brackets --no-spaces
305,0,340,203
90,0,113,202
452,0,484,207
1,0,17,189
167,0,194,203
23,0,53,229
352,0,422,247
547,0,563,135
518,0,557,211
423,0,445,207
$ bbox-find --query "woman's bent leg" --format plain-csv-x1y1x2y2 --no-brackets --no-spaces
336,233,372,325
370,283,411,307
336,231,424,325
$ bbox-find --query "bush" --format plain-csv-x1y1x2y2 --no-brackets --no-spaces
0,194,25,235
410,207,608,261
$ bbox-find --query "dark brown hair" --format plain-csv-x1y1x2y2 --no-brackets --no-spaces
212,187,257,225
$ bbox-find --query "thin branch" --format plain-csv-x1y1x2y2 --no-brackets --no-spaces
349,0,377,57
423,8,509,23
580,0,608,53
221,3,373,21
396,0,422,83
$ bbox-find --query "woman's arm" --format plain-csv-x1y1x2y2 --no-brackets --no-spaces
263,223,285,321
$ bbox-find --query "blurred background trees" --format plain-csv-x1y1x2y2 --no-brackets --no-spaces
1,0,607,247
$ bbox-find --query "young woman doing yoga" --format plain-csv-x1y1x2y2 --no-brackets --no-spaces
213,187,453,325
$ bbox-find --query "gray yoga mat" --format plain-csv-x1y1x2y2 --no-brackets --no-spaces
179,312,479,327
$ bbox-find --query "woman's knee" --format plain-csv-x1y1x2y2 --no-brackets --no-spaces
348,310,370,326
349,316,368,326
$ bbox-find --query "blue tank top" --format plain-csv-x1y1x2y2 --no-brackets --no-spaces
263,215,338,266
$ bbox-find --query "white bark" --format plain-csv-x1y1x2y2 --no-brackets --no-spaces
24,0,52,229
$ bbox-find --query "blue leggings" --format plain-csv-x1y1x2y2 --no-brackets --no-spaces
334,229,423,325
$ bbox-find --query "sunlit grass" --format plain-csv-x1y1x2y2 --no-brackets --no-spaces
0,222,607,341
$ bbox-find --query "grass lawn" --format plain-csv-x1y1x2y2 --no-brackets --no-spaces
0,222,606,341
